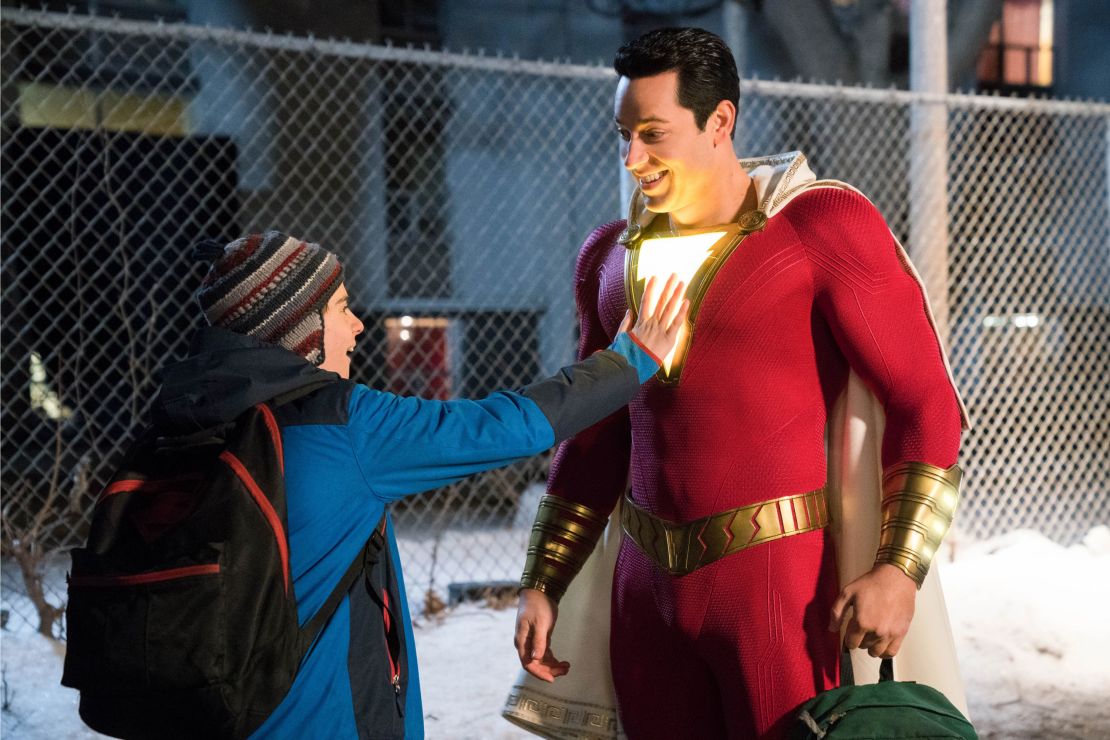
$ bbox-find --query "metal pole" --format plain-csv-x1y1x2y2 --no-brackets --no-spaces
723,1,746,76
723,0,747,148
909,0,951,342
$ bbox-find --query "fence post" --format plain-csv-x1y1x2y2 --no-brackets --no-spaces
724,1,747,148
909,0,951,342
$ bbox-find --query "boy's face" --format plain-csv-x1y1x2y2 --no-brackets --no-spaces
614,70,724,226
319,283,364,379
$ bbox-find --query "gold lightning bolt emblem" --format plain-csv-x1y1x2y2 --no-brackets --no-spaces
624,211,767,382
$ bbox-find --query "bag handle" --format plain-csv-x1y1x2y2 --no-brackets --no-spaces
840,650,894,686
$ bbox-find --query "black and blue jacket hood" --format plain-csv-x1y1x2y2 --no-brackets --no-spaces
151,326,339,435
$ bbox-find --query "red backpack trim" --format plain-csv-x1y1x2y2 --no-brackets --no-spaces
219,449,291,597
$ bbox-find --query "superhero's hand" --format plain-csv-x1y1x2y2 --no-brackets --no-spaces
514,588,569,682
621,274,689,363
829,563,916,659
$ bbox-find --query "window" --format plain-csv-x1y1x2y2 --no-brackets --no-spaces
383,316,453,400
977,0,1054,92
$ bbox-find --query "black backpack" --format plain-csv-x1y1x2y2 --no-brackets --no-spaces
61,402,379,739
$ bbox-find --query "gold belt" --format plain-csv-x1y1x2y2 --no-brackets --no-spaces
620,488,830,577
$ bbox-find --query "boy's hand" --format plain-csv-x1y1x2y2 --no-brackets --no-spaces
620,275,689,362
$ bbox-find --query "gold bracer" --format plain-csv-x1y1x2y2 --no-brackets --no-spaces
520,495,608,602
875,462,963,587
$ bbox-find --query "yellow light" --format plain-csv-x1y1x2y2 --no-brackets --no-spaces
635,232,725,374
637,232,724,292
1038,1,1054,87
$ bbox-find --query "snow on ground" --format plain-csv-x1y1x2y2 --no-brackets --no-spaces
416,606,531,739
942,526,1110,738
2,527,1108,739
0,628,102,739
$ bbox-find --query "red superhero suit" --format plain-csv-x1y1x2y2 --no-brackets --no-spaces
542,181,965,739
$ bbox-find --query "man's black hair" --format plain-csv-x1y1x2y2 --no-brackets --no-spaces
614,27,740,139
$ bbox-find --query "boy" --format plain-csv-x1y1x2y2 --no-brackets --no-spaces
153,230,685,738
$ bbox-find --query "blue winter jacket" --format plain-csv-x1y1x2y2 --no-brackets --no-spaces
150,326,657,739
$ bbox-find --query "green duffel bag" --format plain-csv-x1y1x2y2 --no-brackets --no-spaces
791,655,977,739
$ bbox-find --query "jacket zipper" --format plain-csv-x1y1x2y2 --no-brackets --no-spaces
382,586,401,695
374,517,403,704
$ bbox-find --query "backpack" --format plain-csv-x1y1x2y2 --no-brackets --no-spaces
61,402,379,739
791,655,978,739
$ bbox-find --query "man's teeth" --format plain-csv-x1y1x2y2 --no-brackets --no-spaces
641,172,665,185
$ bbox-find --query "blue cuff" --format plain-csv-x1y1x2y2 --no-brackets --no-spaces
608,332,661,383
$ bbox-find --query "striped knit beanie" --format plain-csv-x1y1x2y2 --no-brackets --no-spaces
194,231,343,365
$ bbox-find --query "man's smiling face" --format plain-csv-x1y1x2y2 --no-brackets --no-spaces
614,70,720,224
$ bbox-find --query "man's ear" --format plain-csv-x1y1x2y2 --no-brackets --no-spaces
712,100,737,146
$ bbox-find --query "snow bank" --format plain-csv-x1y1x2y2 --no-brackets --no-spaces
942,526,1110,738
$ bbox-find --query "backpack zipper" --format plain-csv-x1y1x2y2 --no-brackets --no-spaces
69,563,220,588
98,473,206,504
255,403,284,473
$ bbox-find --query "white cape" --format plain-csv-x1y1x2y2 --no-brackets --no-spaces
503,152,972,738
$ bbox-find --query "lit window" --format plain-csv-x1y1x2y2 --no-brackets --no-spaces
977,0,1054,90
383,317,452,399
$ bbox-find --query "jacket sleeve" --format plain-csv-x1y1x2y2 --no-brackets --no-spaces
544,223,635,518
792,188,963,468
345,326,656,502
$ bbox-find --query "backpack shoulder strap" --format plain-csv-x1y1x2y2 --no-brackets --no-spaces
296,510,389,657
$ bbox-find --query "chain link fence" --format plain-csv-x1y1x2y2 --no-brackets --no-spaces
2,9,1107,635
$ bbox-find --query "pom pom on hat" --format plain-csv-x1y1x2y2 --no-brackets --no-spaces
191,238,227,264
